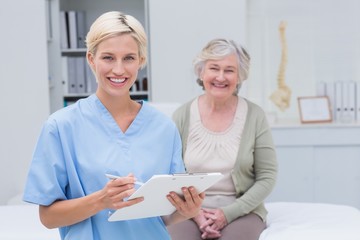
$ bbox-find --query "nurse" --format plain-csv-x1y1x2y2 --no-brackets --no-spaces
23,11,204,240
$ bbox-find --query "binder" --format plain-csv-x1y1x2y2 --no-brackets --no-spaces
61,56,69,94
356,82,360,121
108,173,223,221
67,57,77,93
341,81,356,123
76,11,86,48
348,81,356,122
342,81,350,122
67,11,78,49
85,64,97,93
75,57,86,94
325,82,335,121
59,11,69,49
334,81,343,122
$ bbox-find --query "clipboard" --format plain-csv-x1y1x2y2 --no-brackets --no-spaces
108,172,223,221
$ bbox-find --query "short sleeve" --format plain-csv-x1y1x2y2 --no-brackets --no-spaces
23,119,68,206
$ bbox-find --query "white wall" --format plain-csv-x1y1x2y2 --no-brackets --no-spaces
247,0,360,121
0,1,50,204
2,0,360,204
147,0,247,104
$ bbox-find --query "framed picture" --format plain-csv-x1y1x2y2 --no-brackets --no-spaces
297,96,332,123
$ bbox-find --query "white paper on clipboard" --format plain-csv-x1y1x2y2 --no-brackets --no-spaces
108,172,223,221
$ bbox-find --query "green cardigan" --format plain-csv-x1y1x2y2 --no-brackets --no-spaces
172,98,278,223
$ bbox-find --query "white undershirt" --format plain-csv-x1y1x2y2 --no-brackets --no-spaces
184,97,248,207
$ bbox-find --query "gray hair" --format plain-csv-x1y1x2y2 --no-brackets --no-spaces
86,11,147,69
193,39,250,94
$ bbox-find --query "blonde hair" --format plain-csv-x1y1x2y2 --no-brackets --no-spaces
86,11,147,68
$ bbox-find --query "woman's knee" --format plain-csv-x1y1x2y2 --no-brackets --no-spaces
167,219,203,240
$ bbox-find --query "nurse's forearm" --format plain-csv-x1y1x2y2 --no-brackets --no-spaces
39,191,104,229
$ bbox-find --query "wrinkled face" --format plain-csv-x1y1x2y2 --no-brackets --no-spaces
87,34,142,98
200,53,239,99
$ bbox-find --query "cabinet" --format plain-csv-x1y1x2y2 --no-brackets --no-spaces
47,0,248,112
48,0,149,113
267,123,360,210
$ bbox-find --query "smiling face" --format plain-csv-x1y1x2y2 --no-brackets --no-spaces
87,33,143,99
200,53,239,100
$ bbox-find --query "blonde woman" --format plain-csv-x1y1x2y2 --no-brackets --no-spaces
23,11,203,240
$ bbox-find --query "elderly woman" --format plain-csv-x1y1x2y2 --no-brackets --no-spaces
168,39,278,240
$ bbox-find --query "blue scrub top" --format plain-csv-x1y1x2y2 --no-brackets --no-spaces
23,94,185,240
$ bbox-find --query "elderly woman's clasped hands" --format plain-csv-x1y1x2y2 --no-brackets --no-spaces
193,208,228,239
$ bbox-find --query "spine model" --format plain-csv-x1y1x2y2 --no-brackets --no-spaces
270,20,291,111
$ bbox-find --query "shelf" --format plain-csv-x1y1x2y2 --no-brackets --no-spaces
272,124,360,147
63,93,90,98
64,91,149,106
63,91,148,98
61,48,87,56
271,119,360,129
129,91,148,96
62,48,86,53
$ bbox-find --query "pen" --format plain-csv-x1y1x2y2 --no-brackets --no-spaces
105,174,144,186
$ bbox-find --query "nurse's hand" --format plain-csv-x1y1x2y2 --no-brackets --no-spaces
39,173,143,229
102,173,144,210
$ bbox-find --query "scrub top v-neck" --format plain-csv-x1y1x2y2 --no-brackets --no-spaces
23,94,185,240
